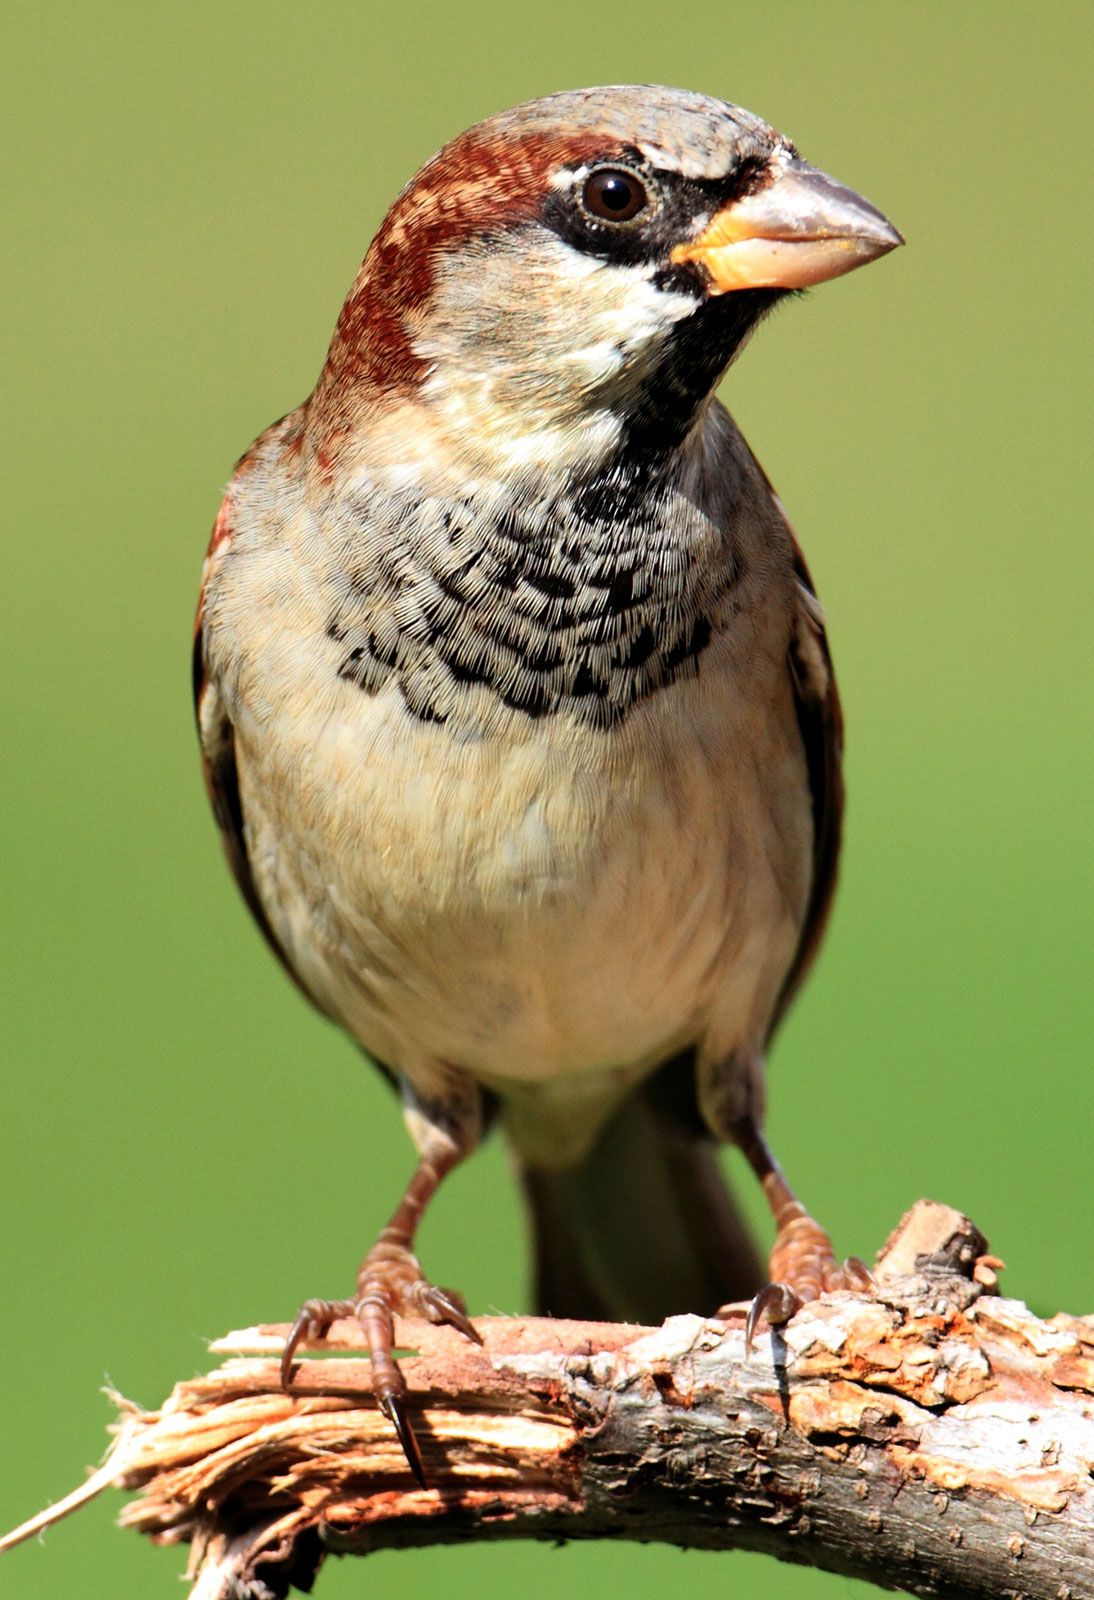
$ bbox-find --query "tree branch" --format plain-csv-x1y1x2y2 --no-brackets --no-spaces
3,1202,1092,1599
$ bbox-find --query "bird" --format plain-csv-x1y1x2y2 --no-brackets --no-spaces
193,84,902,1484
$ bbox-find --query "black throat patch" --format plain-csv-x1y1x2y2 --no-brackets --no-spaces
326,463,741,731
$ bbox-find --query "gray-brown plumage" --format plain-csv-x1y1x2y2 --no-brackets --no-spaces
194,85,901,1482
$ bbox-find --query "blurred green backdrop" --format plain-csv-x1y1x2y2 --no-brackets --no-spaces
2,3,1089,1596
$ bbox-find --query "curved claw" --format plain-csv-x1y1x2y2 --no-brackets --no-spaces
280,1309,310,1389
745,1281,802,1356
280,1297,354,1389
378,1391,427,1489
420,1285,485,1345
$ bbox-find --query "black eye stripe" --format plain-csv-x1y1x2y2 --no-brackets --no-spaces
581,166,649,224
542,160,767,278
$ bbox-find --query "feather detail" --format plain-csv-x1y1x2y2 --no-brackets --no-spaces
772,531,844,1032
193,457,331,1013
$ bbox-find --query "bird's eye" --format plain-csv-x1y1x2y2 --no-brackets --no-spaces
581,167,649,224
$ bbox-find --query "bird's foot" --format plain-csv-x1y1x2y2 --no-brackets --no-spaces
744,1212,873,1355
279,1240,482,1486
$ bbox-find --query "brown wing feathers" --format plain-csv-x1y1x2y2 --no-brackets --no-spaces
772,534,844,1033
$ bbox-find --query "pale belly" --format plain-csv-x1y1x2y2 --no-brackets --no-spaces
234,648,812,1164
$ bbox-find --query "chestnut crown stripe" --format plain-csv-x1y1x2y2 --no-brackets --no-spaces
323,130,643,396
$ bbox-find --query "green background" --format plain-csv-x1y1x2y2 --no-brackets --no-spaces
2,4,1089,1597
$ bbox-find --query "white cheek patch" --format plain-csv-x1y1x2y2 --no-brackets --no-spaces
412,232,701,475
587,263,697,352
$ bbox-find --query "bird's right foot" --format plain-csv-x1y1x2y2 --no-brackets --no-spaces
280,1238,482,1487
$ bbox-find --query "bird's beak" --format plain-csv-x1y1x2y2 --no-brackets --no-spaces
671,154,903,293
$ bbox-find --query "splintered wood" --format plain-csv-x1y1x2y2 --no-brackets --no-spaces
3,1201,1092,1600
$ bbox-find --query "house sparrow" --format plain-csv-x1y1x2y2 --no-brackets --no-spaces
195,85,901,1483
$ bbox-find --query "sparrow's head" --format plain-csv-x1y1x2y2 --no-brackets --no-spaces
310,86,901,477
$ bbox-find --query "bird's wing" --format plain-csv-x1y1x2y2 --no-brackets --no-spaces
771,519,844,1035
192,488,329,1013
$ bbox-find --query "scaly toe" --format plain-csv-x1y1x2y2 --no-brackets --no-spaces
280,1296,356,1388
280,1248,477,1484
746,1212,878,1356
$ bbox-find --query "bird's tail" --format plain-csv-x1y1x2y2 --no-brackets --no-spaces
518,1060,762,1324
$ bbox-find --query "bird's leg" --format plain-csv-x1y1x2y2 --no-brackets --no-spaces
731,1114,872,1351
281,1075,482,1485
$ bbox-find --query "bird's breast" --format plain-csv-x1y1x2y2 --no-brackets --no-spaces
204,430,812,1161
229,636,809,1138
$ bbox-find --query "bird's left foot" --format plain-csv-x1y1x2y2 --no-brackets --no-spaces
745,1211,873,1353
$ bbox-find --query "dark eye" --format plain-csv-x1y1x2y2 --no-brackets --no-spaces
581,167,649,223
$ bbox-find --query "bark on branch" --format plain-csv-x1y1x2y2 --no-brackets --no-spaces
3,1202,1092,1599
